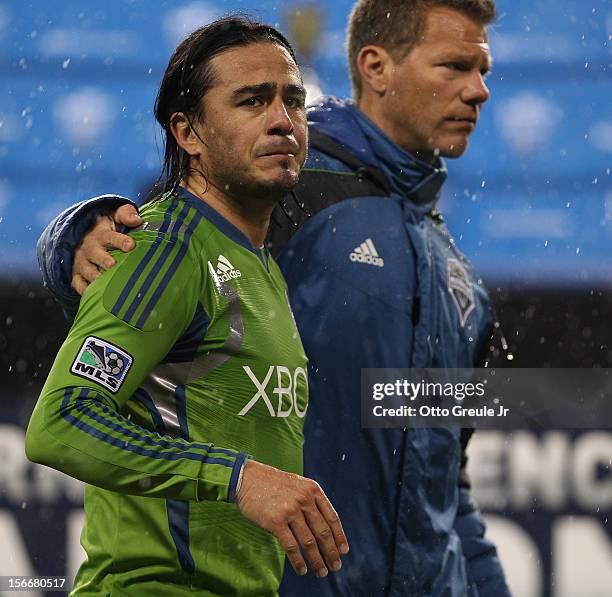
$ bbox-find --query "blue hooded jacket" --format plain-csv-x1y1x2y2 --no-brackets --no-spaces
37,97,510,596
273,98,510,597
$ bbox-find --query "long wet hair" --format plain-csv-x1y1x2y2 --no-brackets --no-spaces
154,15,298,195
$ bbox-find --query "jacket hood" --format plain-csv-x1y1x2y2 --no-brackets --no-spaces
307,96,447,208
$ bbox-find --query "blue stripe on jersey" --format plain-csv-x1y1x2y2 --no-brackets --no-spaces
133,388,166,433
131,387,240,459
111,197,177,317
167,500,195,573
77,400,236,466
163,302,210,364
60,388,240,467
123,201,191,326
134,210,202,329
167,385,196,574
175,384,190,441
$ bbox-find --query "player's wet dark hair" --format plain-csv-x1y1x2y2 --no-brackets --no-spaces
154,15,298,195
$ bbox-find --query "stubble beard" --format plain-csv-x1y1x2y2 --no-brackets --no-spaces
211,160,300,204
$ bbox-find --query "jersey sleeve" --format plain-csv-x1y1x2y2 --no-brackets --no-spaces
26,227,247,503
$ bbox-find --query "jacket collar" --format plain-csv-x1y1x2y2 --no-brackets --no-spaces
307,96,447,210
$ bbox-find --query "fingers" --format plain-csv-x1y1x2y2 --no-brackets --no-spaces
289,516,328,578
78,237,115,271
97,225,135,254
303,507,341,574
73,252,102,285
71,274,91,296
275,525,307,577
99,228,134,253
74,223,134,280
113,203,141,228
316,494,349,556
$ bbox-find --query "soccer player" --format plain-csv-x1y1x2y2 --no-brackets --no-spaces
26,17,348,596
39,1,511,595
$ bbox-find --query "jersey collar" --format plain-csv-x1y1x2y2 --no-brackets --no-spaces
176,186,270,263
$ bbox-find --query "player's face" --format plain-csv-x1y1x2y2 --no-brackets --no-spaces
383,7,491,161
193,42,307,201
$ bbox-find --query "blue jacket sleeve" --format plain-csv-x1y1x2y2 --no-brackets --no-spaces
37,194,136,321
454,488,511,597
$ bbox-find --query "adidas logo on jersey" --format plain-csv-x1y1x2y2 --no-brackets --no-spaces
215,254,242,282
349,238,384,267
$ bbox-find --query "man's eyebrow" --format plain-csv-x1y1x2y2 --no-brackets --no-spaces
232,82,276,97
232,82,306,98
436,50,493,73
285,84,307,99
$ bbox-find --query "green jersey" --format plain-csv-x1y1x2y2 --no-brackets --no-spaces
26,188,309,596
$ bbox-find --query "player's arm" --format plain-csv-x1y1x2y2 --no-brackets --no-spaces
27,230,246,501
29,227,349,576
37,195,140,319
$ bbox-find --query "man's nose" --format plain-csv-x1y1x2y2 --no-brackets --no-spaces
461,72,490,106
267,99,294,135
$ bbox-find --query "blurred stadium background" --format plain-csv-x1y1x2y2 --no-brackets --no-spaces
0,1,610,595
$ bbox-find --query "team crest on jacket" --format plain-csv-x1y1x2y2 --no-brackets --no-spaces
70,336,133,393
447,259,475,328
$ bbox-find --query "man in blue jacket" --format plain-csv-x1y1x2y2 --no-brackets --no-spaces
38,1,511,595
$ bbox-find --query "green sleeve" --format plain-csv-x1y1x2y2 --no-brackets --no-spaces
26,229,247,503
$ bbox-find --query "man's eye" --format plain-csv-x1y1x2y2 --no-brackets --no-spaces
241,97,264,107
285,97,305,109
445,62,469,71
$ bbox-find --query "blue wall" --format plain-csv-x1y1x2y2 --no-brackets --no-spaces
0,0,610,285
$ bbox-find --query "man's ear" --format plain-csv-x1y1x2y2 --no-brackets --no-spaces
169,112,201,156
356,45,393,96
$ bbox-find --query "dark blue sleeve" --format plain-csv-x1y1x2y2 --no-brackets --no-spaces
36,194,135,321
454,488,512,597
